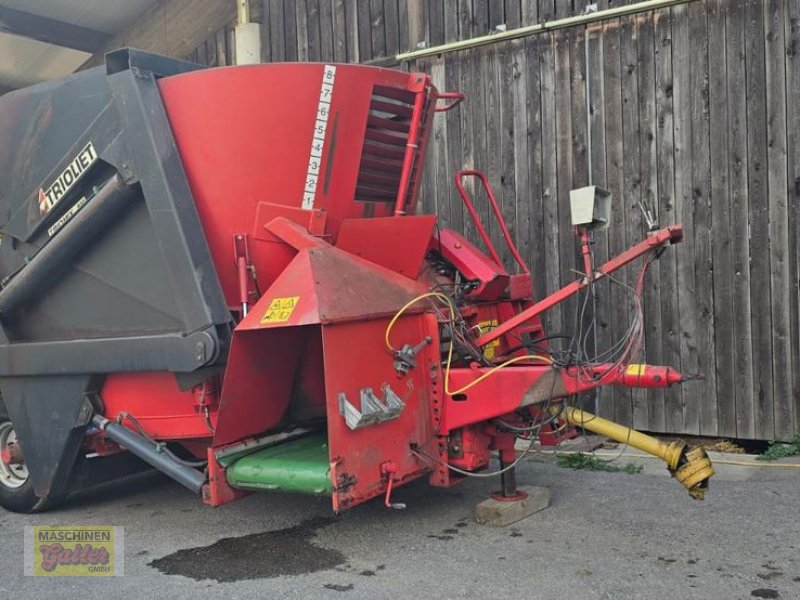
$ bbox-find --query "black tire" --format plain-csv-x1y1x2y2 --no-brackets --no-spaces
0,399,69,513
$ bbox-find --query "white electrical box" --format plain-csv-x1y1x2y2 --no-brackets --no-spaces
569,186,612,231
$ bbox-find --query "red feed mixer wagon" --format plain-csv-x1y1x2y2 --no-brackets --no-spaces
0,50,712,516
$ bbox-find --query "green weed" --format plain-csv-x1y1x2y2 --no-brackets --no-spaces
756,432,800,461
556,452,643,474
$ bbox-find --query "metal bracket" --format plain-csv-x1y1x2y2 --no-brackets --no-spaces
393,336,432,375
338,385,406,430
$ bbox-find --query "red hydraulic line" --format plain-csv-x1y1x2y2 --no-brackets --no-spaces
474,224,683,347
394,88,427,216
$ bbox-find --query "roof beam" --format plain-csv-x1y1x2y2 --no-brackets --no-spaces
83,0,237,69
0,6,110,54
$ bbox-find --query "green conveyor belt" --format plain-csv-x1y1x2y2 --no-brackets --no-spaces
225,433,333,495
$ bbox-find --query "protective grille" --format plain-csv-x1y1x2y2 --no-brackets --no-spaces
355,85,422,207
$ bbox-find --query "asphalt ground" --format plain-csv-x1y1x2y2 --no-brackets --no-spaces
1,450,799,600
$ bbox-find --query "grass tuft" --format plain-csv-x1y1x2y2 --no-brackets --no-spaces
556,452,643,474
756,432,800,461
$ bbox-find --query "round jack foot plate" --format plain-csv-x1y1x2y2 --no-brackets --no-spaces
490,490,529,502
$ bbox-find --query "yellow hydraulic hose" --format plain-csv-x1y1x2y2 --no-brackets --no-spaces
557,405,714,500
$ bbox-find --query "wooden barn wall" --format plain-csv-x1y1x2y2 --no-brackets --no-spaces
186,0,800,442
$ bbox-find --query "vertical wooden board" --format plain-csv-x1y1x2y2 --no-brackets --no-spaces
745,0,774,441
539,0,555,22
344,0,359,61
259,0,271,62
725,0,755,439
474,0,490,35
443,0,459,43
786,0,800,436
505,0,521,28
707,0,736,437
539,33,561,340
553,0,574,342
430,57,449,222
637,11,665,433
268,0,285,61
283,0,299,60
619,14,641,428
469,50,489,253
524,35,546,302
417,59,437,215
330,0,348,62
305,0,322,61
296,1,310,61
553,26,574,342
397,0,410,53
484,46,503,261
569,26,588,193
308,0,327,62
554,0,572,18
671,3,699,435
688,0,717,437
216,29,228,66
601,18,626,421
370,0,386,59
383,0,401,55
586,15,614,409
460,49,481,247
764,0,792,440
499,42,517,273
195,38,208,65
206,35,218,67
444,50,465,232
356,0,373,61
521,0,538,24
407,0,427,51
489,0,505,30
319,0,335,61
511,40,531,280
457,0,474,39
569,19,602,417
653,7,683,433
427,0,444,46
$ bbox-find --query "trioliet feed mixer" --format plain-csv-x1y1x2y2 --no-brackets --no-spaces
0,50,712,519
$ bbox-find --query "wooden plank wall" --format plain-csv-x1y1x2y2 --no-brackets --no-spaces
186,0,800,442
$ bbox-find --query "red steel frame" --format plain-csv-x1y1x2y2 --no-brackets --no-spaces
474,224,683,348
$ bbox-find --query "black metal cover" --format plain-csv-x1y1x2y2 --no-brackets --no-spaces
0,50,233,497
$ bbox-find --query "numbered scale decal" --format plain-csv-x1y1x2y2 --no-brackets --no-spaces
301,65,336,210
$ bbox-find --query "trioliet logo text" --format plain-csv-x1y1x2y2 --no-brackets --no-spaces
37,142,98,216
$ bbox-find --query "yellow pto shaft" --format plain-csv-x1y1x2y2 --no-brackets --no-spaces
559,405,714,500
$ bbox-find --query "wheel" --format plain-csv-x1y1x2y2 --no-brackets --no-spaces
0,401,68,513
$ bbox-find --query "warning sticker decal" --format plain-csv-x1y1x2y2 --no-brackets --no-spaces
261,296,300,324
625,363,645,377
478,319,500,360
